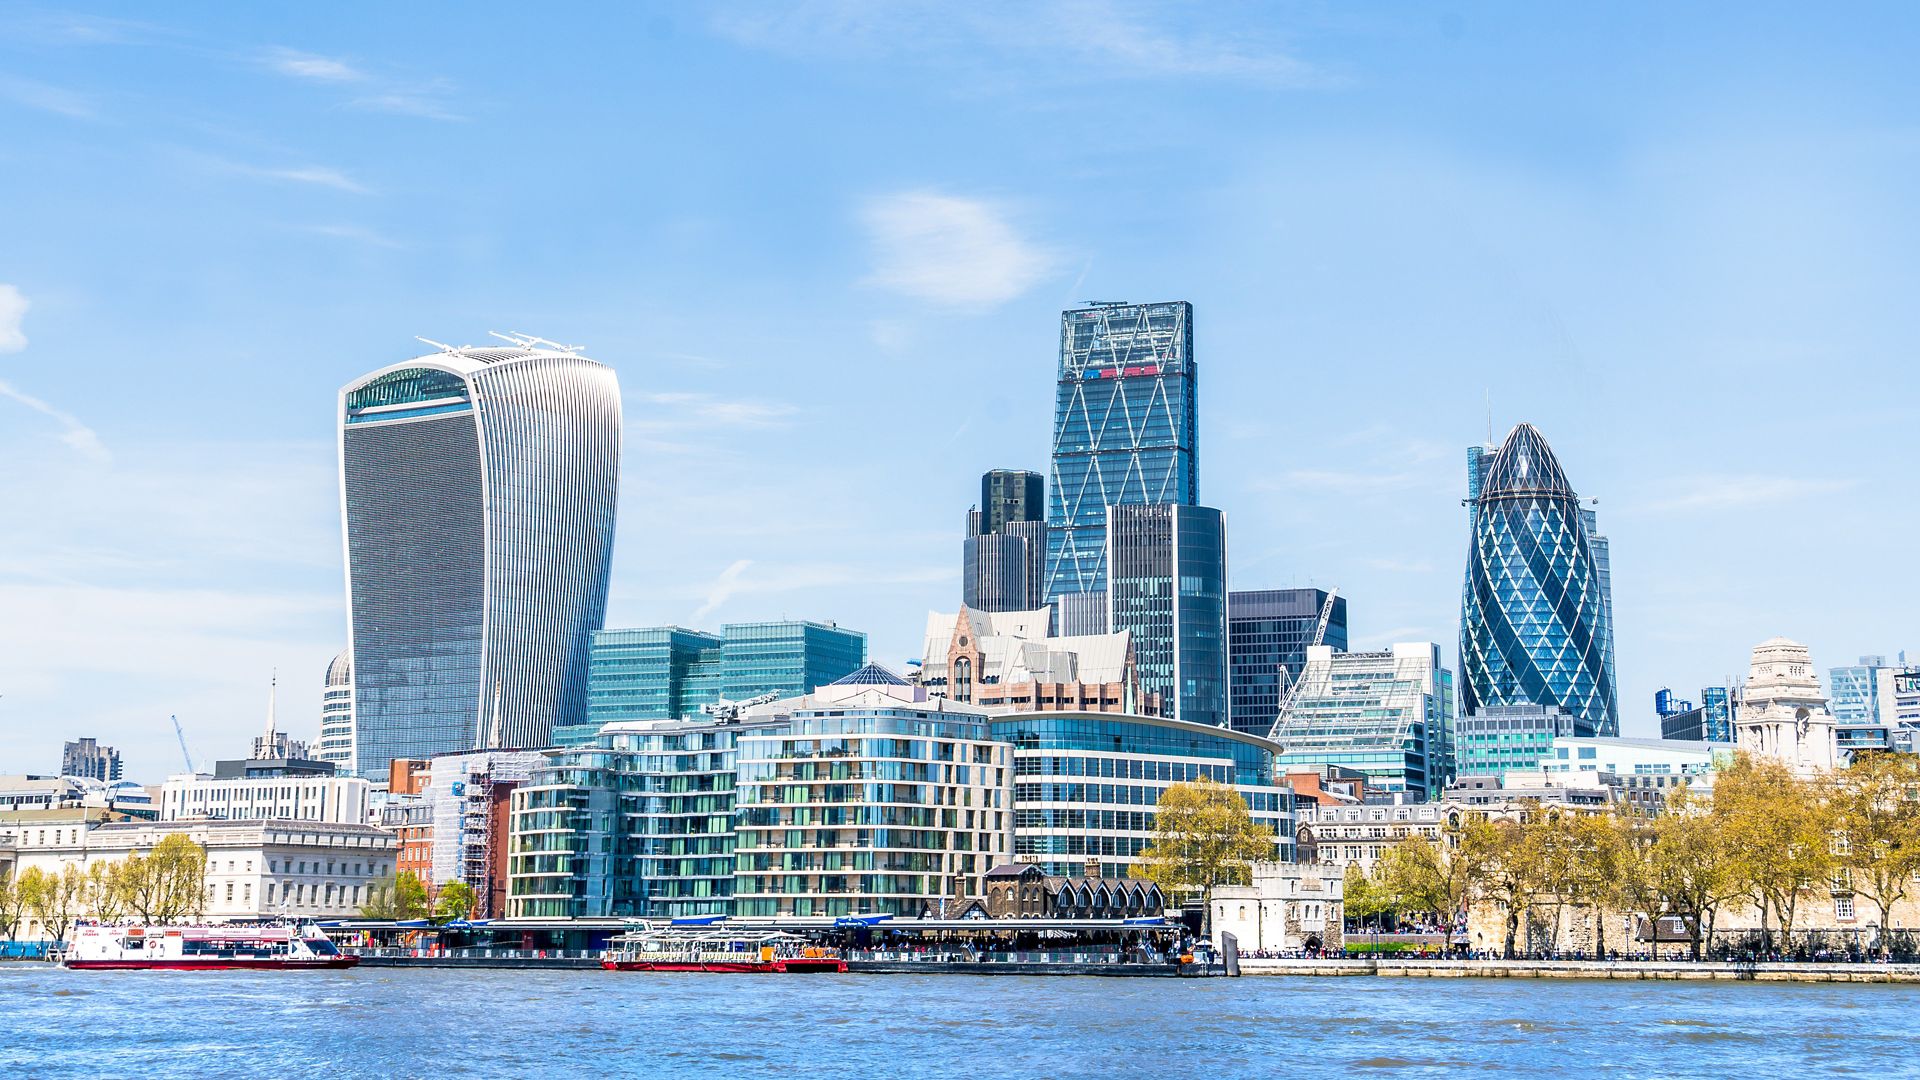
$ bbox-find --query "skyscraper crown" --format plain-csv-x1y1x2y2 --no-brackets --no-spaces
1479,423,1574,501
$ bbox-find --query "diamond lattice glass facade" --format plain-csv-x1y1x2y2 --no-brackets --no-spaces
1460,424,1618,737
340,346,620,778
1046,302,1196,604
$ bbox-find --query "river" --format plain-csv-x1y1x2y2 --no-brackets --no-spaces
2,965,1912,1077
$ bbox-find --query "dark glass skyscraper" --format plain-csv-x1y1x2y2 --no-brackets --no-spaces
1460,423,1618,736
963,469,1048,612
1227,589,1349,736
340,342,621,777
1046,302,1197,605
1106,503,1228,727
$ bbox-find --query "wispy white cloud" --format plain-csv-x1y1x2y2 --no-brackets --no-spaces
292,223,403,249
1639,475,1859,513
860,192,1056,307
262,47,365,83
0,285,27,352
687,559,955,623
349,90,465,122
262,46,465,121
633,391,798,428
259,165,370,194
711,1,1325,88
0,76,96,119
0,378,110,463
693,559,754,621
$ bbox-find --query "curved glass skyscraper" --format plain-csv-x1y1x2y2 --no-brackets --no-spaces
339,342,621,777
1460,423,1617,736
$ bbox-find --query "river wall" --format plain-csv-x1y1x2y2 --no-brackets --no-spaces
1238,958,1920,982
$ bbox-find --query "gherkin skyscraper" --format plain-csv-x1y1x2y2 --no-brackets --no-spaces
1460,423,1618,736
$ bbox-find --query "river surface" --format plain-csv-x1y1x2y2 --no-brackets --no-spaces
3,964,1914,1077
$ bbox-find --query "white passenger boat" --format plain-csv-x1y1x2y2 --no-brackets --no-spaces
64,923,357,971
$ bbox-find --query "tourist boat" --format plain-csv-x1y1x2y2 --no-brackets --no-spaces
601,929,845,973
63,923,358,971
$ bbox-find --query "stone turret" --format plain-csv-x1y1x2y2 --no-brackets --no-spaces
1734,637,1839,777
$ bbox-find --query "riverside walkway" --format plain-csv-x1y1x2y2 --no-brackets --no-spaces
1238,957,1920,982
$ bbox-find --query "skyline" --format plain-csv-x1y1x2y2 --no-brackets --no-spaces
1,3,1916,774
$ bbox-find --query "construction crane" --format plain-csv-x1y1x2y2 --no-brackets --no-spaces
170,714,195,774
1269,589,1341,737
1309,588,1339,648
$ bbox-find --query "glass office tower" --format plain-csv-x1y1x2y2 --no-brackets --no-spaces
964,469,1048,613
1459,423,1618,736
1106,503,1228,727
1046,302,1197,605
1227,589,1349,736
340,342,620,777
559,620,867,745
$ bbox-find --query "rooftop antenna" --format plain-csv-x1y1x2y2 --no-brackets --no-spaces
416,336,456,353
489,330,584,353
265,669,278,742
1485,389,1493,444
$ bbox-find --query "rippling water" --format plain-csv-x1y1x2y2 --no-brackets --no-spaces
3,964,1913,1077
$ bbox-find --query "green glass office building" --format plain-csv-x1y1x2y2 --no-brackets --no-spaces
555,620,866,746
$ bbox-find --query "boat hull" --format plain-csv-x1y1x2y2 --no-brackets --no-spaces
65,957,360,971
601,958,845,973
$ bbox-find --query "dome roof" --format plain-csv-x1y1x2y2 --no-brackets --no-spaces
326,650,352,687
1480,423,1574,501
829,662,908,687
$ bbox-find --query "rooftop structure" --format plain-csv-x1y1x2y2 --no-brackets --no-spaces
917,607,1159,715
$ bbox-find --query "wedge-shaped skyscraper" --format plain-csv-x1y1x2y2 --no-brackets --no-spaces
339,341,621,777
1460,423,1617,736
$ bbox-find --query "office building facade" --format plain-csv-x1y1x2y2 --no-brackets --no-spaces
996,711,1290,878
1270,643,1455,800
1460,423,1618,737
964,469,1049,613
507,716,781,919
316,650,354,774
1046,302,1197,604
61,739,122,783
1227,588,1349,737
1104,503,1228,727
339,342,621,777
1454,704,1590,780
562,620,867,745
1831,655,1903,752
731,668,1014,917
918,607,1161,715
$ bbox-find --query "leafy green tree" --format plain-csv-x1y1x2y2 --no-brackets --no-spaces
1461,815,1548,959
26,864,85,943
84,860,131,922
1715,755,1832,954
1564,813,1629,958
13,867,50,940
1832,751,1920,957
1378,829,1478,931
433,881,477,923
363,872,430,920
1342,863,1395,929
1139,778,1277,931
124,835,209,922
0,872,28,940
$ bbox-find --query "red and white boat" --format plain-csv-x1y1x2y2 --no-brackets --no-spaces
64,923,358,971
601,929,845,973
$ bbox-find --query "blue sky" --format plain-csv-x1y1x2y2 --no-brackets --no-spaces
1,2,1914,776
